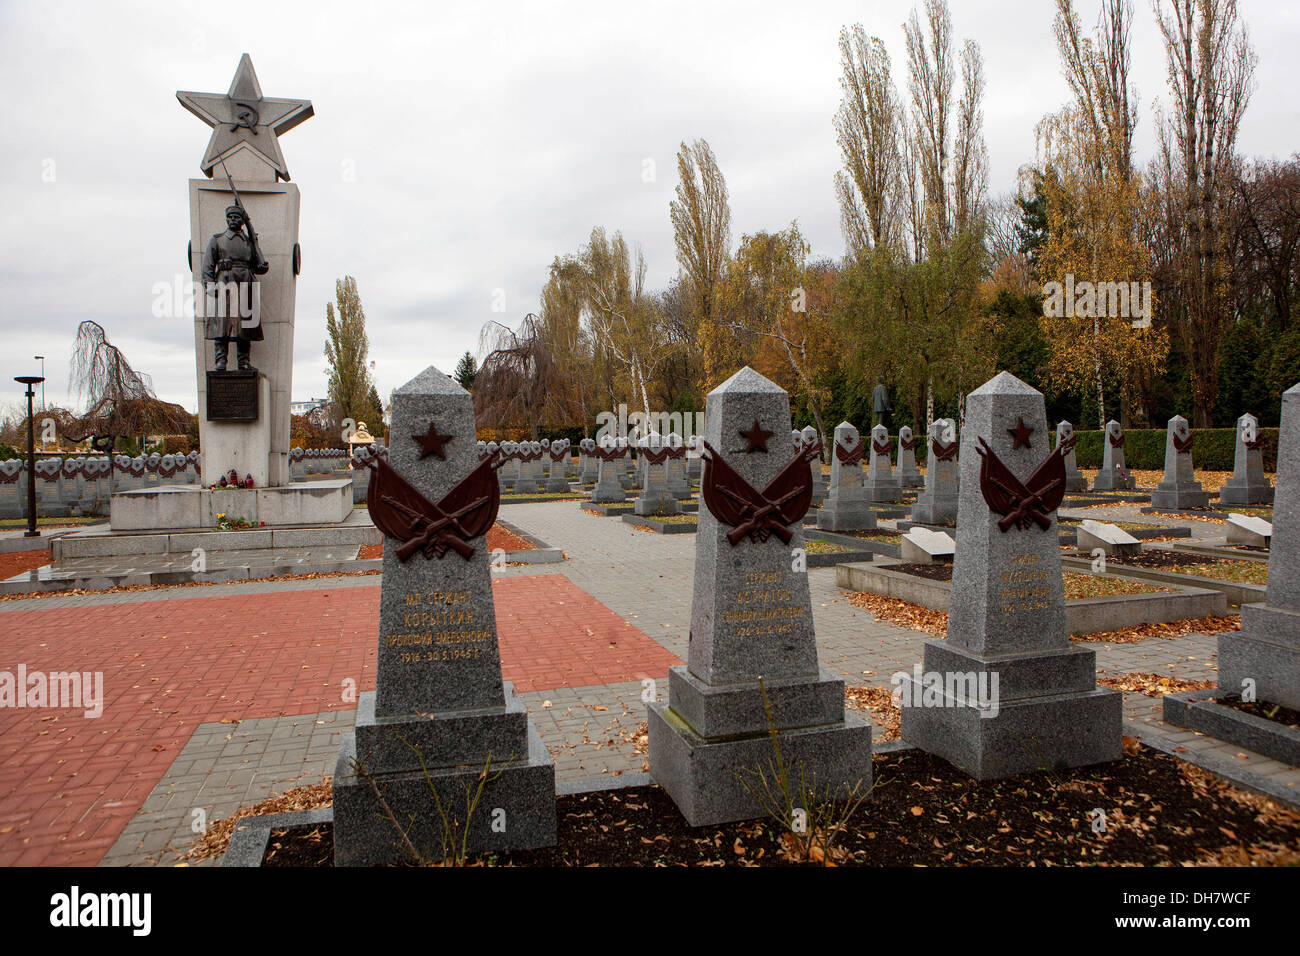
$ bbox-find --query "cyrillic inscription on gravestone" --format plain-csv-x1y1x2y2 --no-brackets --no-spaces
205,370,259,421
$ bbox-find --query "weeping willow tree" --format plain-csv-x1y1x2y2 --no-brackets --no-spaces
66,320,192,492
474,312,581,437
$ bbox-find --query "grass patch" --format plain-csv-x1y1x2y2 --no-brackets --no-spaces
806,539,852,554
1062,572,1172,599
1167,560,1268,586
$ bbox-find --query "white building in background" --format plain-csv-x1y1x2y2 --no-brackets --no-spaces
290,397,328,417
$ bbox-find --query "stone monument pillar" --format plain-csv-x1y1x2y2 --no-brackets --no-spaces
648,368,872,826
1219,413,1274,506
1150,415,1211,510
863,424,902,502
897,425,924,488
1057,421,1087,492
912,418,959,526
817,421,876,532
900,372,1121,779
179,54,310,489
332,367,555,864
1092,420,1134,491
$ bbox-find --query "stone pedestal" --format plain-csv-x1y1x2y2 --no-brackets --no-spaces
901,372,1121,780
1150,416,1211,510
649,367,871,827
817,421,876,532
332,367,554,865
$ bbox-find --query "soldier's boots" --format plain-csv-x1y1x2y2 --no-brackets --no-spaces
214,340,229,372
236,340,256,373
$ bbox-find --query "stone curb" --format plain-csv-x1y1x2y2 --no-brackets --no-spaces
1129,718,1300,811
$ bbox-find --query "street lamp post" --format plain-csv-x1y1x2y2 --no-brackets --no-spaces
15,375,45,538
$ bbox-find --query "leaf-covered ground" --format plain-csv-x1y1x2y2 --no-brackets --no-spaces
254,745,1300,867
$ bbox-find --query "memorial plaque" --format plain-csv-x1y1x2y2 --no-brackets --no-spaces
206,370,259,422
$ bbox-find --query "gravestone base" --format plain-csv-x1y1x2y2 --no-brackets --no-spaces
1217,603,1300,711
635,492,682,516
332,724,556,866
545,476,571,493
1150,483,1211,510
911,494,958,526
864,478,903,503
1218,481,1274,506
901,641,1122,780
1065,474,1088,492
816,498,877,532
647,677,872,827
1092,469,1135,492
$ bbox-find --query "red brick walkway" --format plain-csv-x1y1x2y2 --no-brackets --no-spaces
0,574,680,866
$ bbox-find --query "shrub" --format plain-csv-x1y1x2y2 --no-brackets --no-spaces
1060,427,1278,471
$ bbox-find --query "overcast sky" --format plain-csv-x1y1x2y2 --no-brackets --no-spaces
1,0,1296,418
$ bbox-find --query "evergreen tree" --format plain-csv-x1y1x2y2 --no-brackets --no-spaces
453,351,478,390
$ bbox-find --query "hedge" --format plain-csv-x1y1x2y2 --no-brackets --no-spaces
1057,427,1278,472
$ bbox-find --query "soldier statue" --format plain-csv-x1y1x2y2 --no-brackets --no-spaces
872,378,892,430
201,203,267,372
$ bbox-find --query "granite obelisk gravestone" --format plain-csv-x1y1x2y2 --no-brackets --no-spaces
1150,415,1210,510
1218,384,1299,708
912,418,959,526
864,424,902,502
332,368,555,865
1219,413,1274,506
897,425,924,488
817,421,877,532
1057,421,1087,492
591,436,627,503
1092,420,1134,491
801,425,826,504
648,367,871,826
900,372,1121,779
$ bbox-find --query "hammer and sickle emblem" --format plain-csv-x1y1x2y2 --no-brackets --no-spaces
231,101,260,133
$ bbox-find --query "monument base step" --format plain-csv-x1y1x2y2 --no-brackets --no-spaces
646,701,872,828
900,678,1122,780
1150,488,1212,510
332,720,557,866
666,666,848,738
352,688,532,772
54,506,378,558
109,480,353,531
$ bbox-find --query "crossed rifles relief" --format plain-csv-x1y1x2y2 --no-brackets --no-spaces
700,419,818,547
362,422,502,562
976,417,1071,533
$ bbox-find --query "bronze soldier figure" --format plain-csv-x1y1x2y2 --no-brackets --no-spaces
202,204,267,371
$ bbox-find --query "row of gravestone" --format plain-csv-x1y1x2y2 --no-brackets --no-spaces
0,453,204,518
346,364,1259,863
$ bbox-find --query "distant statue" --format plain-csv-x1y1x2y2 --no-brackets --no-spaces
202,204,267,372
872,380,892,429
